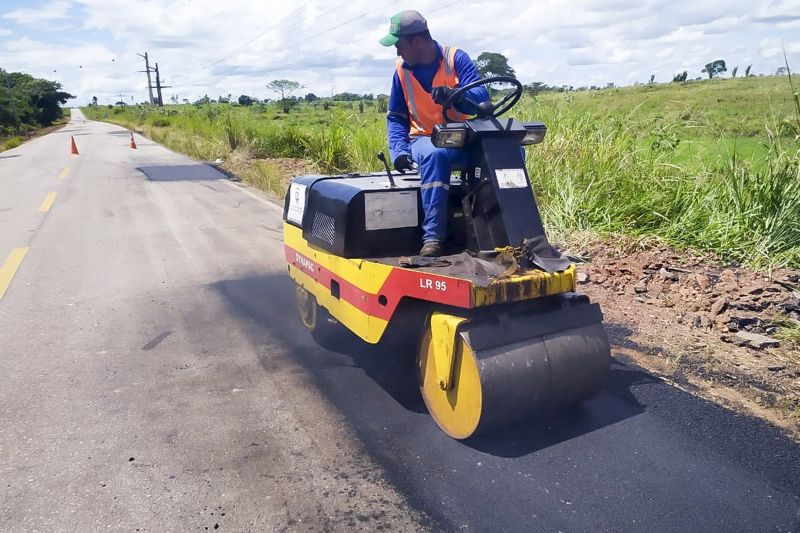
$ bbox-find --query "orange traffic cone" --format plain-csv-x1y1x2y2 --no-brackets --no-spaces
70,136,79,155
129,132,137,149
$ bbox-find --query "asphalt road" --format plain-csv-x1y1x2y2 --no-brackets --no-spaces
1,110,799,532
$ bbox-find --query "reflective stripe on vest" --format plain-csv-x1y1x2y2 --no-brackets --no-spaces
396,45,469,137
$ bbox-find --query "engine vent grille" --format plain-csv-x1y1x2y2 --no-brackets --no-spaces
311,211,336,245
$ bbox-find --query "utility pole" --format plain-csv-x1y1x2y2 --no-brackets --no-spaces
137,52,155,105
154,63,172,107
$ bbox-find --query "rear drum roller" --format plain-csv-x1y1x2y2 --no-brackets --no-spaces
295,284,345,349
417,304,611,439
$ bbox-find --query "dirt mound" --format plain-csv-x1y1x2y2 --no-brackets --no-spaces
570,237,800,438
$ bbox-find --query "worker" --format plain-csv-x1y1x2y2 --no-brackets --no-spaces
380,10,489,257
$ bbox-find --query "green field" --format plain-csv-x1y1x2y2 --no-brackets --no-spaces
82,75,800,268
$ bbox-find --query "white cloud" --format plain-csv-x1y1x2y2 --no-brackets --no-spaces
1,0,798,104
658,27,706,44
3,1,74,26
0,28,12,36
759,37,800,58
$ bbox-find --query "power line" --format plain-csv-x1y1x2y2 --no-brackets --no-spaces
173,0,351,84
172,0,468,93
198,4,315,69
427,0,466,15
254,0,467,75
276,0,400,56
174,0,400,89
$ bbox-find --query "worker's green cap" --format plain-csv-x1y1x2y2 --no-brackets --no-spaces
379,10,428,46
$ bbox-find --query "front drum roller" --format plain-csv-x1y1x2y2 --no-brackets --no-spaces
417,301,611,439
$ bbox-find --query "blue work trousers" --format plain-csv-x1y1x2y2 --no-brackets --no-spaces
410,136,468,243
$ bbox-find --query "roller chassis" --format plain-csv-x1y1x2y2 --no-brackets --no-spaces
284,219,610,439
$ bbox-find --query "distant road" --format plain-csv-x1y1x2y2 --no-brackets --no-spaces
0,109,798,532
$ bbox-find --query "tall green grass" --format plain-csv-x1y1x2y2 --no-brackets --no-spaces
82,75,800,268
518,98,800,268
2,135,24,150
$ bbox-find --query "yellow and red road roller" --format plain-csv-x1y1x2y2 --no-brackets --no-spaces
282,77,610,439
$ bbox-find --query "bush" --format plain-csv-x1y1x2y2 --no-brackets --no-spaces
2,136,23,150
147,115,171,128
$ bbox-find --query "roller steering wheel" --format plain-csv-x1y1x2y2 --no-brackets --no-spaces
442,76,523,123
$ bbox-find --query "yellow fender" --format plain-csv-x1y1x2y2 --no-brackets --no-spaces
430,312,468,391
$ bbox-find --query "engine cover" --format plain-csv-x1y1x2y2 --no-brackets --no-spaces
283,172,423,258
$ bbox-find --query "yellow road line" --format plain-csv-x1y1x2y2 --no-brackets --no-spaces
38,192,57,213
57,167,70,179
0,247,29,301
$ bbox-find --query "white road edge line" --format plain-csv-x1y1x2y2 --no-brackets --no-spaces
219,178,283,213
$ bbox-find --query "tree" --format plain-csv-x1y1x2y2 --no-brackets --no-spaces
523,81,546,95
332,92,360,101
672,71,688,83
745,64,753,77
731,66,738,78
475,52,516,79
701,59,727,79
266,79,304,113
238,94,255,106
91,96,97,106
776,67,788,76
304,93,319,102
1,70,73,128
649,74,655,84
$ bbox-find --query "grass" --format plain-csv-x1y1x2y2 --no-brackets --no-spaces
2,136,23,150
772,313,800,352
81,75,800,269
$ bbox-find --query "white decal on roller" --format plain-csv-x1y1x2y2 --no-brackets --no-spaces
496,168,528,189
287,183,307,224
364,191,418,230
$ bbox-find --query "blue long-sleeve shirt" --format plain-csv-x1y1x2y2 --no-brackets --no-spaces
387,42,489,163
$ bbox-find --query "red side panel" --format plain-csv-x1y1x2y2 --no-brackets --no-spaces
285,245,472,323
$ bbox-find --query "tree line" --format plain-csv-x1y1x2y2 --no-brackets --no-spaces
255,53,791,110
127,52,793,114
0,69,74,136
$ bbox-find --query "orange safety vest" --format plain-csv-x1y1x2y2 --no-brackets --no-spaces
396,45,469,137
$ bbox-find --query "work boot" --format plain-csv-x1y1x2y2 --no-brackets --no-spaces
420,240,443,257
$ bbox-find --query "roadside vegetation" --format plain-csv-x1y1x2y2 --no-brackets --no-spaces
82,74,800,270
0,69,73,151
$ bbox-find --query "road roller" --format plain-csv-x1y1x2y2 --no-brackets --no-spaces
282,77,610,439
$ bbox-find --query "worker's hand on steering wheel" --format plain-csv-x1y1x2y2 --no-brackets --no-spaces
431,86,462,106
393,154,414,173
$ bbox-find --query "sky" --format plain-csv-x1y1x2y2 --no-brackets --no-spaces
1,0,799,105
